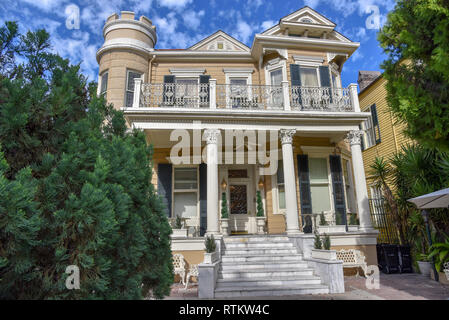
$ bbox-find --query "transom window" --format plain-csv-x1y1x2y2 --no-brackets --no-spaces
309,157,331,213
173,167,198,219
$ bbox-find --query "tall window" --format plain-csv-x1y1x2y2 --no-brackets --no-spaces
229,78,249,108
277,160,286,211
342,158,356,213
173,167,198,218
361,104,381,150
125,70,143,108
175,78,198,105
300,67,319,87
100,71,108,96
270,68,284,107
309,158,331,213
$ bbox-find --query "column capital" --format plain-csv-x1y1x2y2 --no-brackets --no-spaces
203,129,220,145
279,129,296,145
347,130,364,146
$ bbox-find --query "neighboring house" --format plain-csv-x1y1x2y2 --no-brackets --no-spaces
96,7,378,294
358,71,414,243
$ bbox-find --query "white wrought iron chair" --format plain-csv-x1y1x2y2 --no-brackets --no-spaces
185,264,199,290
173,254,186,285
444,262,449,281
336,249,368,277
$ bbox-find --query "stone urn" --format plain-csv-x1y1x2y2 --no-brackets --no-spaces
417,261,432,277
256,217,266,234
220,218,230,236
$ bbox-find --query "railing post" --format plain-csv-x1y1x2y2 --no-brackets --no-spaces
282,81,291,111
132,78,142,108
209,79,216,109
348,83,360,112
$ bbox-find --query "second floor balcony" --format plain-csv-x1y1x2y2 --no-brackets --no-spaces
128,79,361,113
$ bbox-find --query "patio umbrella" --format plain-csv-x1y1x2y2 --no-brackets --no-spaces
408,187,449,282
407,187,449,209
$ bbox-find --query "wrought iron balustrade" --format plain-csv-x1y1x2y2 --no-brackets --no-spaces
291,86,352,111
215,84,284,110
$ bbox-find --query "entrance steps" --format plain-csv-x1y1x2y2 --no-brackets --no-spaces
214,235,329,298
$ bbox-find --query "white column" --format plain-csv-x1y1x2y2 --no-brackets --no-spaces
132,77,142,108
348,130,374,232
209,79,216,109
204,129,220,235
348,83,360,112
282,81,291,111
280,129,301,234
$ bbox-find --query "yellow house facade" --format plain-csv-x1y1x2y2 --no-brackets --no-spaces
96,7,379,296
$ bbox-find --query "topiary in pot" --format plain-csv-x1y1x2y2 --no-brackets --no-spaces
205,235,216,253
323,234,331,250
314,232,322,250
319,212,327,226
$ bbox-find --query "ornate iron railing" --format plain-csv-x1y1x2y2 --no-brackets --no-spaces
136,82,356,112
290,86,352,111
369,198,399,244
215,84,284,110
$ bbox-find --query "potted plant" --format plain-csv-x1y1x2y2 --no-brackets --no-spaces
171,215,188,238
416,253,432,277
255,190,265,234
347,213,359,232
220,192,230,236
319,212,327,226
311,232,337,260
428,234,449,283
203,235,218,264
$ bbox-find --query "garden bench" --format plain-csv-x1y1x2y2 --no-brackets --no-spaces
173,253,186,285
185,264,199,290
336,249,368,277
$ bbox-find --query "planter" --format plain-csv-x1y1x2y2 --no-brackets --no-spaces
347,225,359,232
318,225,346,234
171,228,188,238
256,217,266,235
203,251,219,264
311,249,337,261
431,271,449,285
220,218,230,236
417,261,432,277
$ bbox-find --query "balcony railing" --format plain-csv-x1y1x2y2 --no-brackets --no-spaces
133,78,360,112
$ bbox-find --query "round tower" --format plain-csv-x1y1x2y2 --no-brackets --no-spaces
96,11,157,109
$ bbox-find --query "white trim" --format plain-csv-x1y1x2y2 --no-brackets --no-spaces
171,239,205,251
170,68,206,77
264,56,288,86
327,232,378,246
189,31,251,52
103,21,157,46
223,68,255,74
292,54,324,65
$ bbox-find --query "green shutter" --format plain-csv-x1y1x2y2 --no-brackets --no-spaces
297,154,313,233
199,75,210,107
370,104,381,144
157,164,172,217
329,155,347,227
359,124,366,151
290,64,302,107
163,75,175,106
199,163,207,236
319,65,333,103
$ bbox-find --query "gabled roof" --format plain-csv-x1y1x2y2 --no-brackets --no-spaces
280,6,336,26
188,30,250,52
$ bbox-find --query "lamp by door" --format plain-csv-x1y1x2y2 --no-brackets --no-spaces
221,178,227,190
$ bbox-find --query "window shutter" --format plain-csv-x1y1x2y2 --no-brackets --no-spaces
199,163,207,236
199,75,210,107
297,154,313,233
163,75,175,106
359,124,366,151
329,155,347,227
370,104,381,144
157,164,173,217
319,65,333,103
290,64,302,107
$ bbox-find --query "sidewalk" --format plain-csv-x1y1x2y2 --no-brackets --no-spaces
166,273,449,300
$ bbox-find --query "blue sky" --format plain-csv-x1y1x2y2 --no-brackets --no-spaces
0,0,396,88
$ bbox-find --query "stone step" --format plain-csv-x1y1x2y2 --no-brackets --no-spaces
224,242,294,249
223,236,290,243
216,276,322,287
221,253,303,263
214,284,329,298
222,247,299,255
218,268,315,279
221,261,308,270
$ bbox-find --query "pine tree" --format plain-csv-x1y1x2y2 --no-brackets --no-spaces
0,22,173,299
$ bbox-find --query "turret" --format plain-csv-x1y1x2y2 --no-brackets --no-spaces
96,11,157,108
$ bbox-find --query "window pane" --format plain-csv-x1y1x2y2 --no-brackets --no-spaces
277,160,284,184
278,185,286,210
174,168,197,190
174,192,197,218
309,158,328,183
270,69,283,86
300,67,319,87
101,73,108,94
127,71,142,91
311,185,331,213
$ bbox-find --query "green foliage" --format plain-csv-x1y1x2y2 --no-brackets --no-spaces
378,0,449,151
256,190,264,217
323,234,331,251
174,215,183,229
314,232,322,250
319,212,327,226
205,235,216,253
0,22,173,299
221,192,228,219
428,233,449,272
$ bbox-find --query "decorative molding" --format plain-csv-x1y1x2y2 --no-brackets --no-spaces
169,68,206,77
103,19,157,45
292,54,324,64
222,68,254,74
279,129,296,145
204,129,221,144
347,130,364,146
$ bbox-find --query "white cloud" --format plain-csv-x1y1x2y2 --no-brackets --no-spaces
157,0,193,9
304,0,321,8
20,0,68,13
260,20,276,32
350,50,363,62
183,10,205,30
231,20,257,45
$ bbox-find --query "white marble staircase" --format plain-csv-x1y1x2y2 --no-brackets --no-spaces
214,235,329,298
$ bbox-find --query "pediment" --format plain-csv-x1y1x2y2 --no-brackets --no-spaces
188,31,250,52
281,6,336,26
